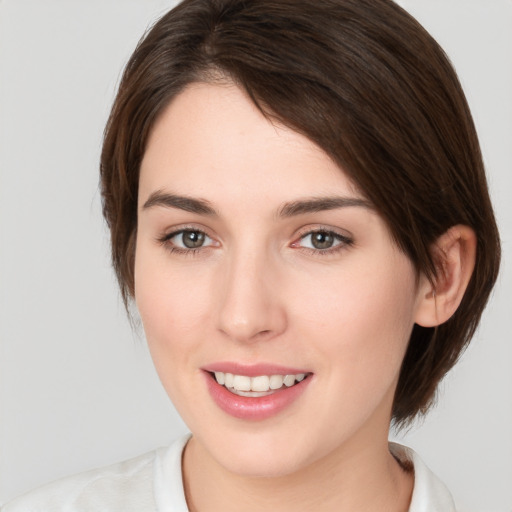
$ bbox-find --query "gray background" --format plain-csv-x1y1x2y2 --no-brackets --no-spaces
0,1,510,510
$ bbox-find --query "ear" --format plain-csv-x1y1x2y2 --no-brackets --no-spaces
415,225,477,328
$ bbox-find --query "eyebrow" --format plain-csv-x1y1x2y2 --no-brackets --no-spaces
142,191,217,215
142,191,372,217
277,196,372,217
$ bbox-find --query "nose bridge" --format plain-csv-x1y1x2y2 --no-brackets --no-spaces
216,240,286,343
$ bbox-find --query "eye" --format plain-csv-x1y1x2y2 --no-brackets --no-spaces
293,229,353,252
162,229,215,250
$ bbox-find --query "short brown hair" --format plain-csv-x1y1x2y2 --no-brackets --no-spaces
100,0,500,426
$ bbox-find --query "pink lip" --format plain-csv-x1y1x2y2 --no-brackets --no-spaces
202,364,312,421
203,362,309,377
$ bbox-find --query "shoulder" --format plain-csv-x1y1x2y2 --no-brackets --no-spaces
1,449,159,512
390,442,457,512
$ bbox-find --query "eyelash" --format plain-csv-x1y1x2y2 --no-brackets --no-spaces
293,229,354,256
158,226,216,257
158,227,354,257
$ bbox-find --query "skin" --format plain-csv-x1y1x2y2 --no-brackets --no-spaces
134,82,444,511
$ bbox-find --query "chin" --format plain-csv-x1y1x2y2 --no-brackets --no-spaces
219,449,310,479
195,426,323,479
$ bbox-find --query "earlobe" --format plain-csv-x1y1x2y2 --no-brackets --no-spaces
415,225,477,328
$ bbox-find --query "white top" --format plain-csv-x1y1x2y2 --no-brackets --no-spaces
1,435,456,511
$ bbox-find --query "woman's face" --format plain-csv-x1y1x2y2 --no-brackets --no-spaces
135,83,426,477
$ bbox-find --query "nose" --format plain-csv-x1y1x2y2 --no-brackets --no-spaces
216,248,287,344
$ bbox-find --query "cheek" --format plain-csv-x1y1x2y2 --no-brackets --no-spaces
134,245,212,369
134,255,216,427
290,254,418,391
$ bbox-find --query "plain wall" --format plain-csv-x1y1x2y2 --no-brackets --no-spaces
0,1,510,510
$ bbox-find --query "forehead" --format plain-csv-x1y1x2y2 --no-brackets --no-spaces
139,82,364,206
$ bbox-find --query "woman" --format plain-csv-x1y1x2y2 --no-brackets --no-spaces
2,0,500,510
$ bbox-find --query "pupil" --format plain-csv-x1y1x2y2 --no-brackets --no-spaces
183,231,205,248
312,232,333,249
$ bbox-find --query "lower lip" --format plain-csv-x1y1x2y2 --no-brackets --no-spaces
204,372,312,421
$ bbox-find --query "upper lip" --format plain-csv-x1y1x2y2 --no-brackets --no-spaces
202,362,311,377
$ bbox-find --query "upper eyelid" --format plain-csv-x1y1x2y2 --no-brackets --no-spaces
290,226,354,253
299,230,349,241
156,228,215,252
294,225,353,240
161,225,213,239
159,228,217,252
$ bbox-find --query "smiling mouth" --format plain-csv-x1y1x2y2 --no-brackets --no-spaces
211,371,309,397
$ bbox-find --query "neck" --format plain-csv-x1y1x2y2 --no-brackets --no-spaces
182,425,413,512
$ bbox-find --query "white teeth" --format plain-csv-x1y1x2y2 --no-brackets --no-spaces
224,372,234,388
283,374,296,387
233,375,251,391
213,371,308,392
269,375,284,389
251,375,270,392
